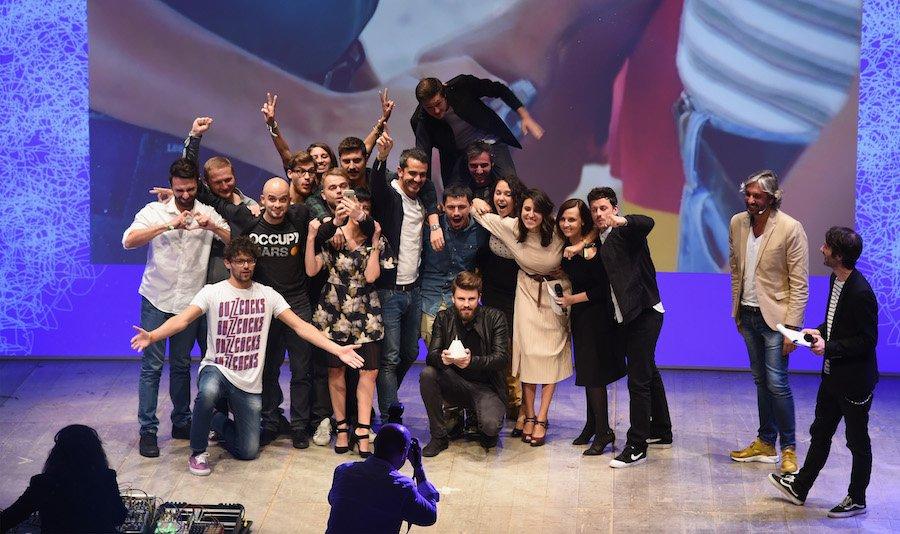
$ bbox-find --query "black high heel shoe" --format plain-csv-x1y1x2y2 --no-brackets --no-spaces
334,420,350,454
511,413,527,438
572,422,595,446
353,423,372,458
583,429,615,456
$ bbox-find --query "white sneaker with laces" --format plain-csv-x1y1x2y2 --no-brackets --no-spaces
313,418,332,447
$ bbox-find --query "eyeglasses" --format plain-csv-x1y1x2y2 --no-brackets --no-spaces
289,168,316,176
229,258,257,266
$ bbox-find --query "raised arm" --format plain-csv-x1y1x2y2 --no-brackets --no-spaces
261,92,294,170
363,88,394,160
363,222,383,284
305,219,325,278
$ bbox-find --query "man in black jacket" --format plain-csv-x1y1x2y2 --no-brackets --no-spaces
410,75,544,183
419,271,509,457
588,187,672,468
769,227,879,519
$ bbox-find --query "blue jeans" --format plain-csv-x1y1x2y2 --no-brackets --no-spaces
376,287,422,422
674,93,808,272
138,296,198,435
739,308,796,449
190,366,261,460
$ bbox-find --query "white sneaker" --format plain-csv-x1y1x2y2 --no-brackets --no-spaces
313,418,332,446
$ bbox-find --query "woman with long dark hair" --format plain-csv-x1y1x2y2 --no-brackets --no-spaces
475,175,529,433
307,142,338,179
1,424,127,533
472,188,572,446
556,199,626,455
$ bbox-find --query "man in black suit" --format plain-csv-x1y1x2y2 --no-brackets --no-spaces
769,227,878,519
410,75,544,184
587,187,672,468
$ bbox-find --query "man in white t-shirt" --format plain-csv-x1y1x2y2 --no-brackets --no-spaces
131,236,364,475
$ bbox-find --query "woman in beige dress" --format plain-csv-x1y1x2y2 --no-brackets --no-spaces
472,189,572,446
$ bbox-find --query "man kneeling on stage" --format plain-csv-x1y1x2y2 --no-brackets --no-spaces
420,271,509,456
130,236,363,475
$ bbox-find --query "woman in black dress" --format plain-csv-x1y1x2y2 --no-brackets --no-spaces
475,174,528,433
555,199,626,455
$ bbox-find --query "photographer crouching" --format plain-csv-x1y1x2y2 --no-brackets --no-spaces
326,424,439,533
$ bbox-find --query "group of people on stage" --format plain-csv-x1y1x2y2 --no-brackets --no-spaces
121,73,879,520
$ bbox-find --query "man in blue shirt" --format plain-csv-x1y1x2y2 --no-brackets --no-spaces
327,424,439,533
420,184,488,345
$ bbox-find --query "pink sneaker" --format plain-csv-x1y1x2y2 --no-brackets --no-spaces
188,451,211,476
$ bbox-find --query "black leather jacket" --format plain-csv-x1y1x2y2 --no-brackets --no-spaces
426,305,509,397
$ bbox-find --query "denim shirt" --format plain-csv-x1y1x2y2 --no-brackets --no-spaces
420,215,487,316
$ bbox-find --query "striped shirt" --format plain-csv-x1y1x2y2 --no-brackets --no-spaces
823,278,844,375
677,0,861,137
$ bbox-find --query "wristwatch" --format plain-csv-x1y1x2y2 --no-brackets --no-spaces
429,224,440,231
166,224,175,231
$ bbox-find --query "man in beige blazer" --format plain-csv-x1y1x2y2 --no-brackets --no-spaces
728,170,809,475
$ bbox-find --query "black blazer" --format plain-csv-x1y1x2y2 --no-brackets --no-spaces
426,305,510,398
410,74,523,181
370,158,422,289
816,269,879,396
598,215,661,325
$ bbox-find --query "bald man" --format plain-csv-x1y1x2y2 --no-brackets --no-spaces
198,176,343,449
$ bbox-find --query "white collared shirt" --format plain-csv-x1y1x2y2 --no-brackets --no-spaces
122,198,229,314
391,179,424,285
599,226,665,323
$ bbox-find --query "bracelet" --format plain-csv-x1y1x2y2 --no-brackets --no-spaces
267,121,279,138
166,224,175,232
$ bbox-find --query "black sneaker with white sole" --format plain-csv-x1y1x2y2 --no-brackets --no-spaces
767,473,806,505
609,444,647,468
827,496,866,518
646,436,673,449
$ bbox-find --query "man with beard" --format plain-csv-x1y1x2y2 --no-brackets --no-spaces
420,184,487,345
728,170,809,475
194,171,347,449
419,271,509,456
123,157,231,458
130,236,365,475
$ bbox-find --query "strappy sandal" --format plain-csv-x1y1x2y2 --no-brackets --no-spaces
334,420,351,454
530,420,549,447
521,417,537,443
354,423,372,458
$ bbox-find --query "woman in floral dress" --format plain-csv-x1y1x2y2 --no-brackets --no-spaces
305,189,394,456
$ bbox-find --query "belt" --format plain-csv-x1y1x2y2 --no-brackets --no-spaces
523,272,560,307
740,305,762,314
385,281,419,292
